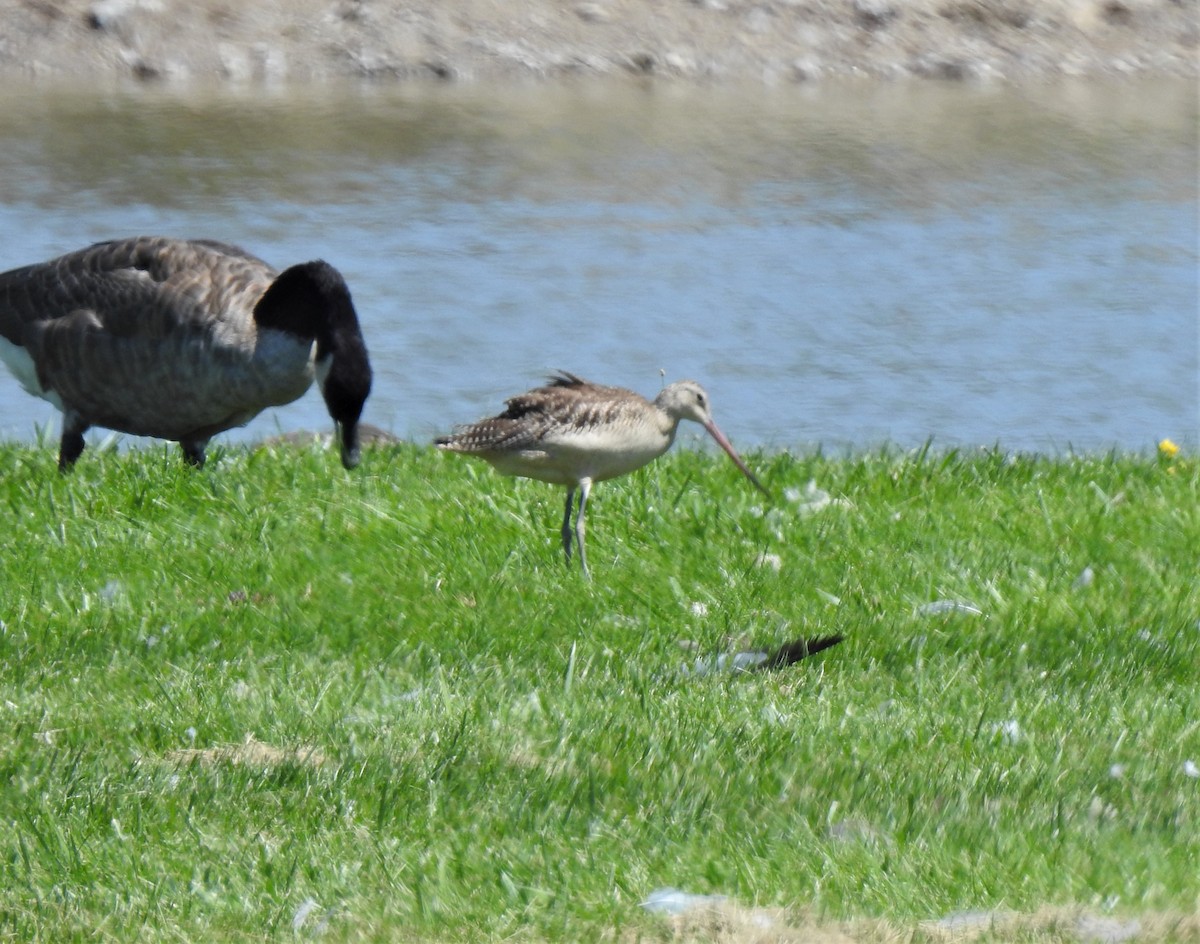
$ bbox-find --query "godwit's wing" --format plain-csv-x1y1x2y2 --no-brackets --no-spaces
439,372,652,456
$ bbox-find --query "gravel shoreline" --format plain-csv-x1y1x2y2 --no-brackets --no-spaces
0,0,1195,84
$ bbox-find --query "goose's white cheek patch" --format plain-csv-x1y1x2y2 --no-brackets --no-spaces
314,351,332,392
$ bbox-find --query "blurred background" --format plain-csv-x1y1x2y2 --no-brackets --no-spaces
0,78,1194,454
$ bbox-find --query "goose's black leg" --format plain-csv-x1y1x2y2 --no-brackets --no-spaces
180,439,208,468
58,412,88,471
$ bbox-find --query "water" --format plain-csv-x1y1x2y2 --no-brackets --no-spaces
0,78,1194,455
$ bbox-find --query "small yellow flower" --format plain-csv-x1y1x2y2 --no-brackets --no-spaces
1158,438,1180,459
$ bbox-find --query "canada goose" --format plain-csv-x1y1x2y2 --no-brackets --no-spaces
0,237,373,470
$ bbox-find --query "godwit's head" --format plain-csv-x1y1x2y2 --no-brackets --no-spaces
656,381,769,497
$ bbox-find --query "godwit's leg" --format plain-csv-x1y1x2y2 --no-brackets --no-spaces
58,410,89,472
561,486,576,565
574,478,593,580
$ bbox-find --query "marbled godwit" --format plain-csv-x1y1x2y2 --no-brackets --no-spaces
0,237,372,470
436,371,768,577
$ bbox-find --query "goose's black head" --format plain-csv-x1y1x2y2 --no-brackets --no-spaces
255,260,373,469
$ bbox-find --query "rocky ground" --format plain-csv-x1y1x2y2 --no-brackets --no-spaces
0,0,1195,84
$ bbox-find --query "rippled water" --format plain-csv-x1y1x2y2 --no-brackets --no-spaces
0,78,1194,455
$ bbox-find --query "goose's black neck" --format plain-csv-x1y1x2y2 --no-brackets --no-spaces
254,260,373,469
253,260,359,356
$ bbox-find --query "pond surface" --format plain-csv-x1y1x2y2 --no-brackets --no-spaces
0,78,1195,455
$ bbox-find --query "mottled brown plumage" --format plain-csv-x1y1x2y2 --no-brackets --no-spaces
437,372,767,577
0,237,372,470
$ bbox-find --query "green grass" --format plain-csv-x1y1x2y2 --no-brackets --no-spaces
0,440,1196,942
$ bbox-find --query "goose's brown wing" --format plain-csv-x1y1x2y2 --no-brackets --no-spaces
0,238,283,439
0,237,274,345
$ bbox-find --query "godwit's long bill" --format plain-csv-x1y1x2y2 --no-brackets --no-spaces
436,371,768,578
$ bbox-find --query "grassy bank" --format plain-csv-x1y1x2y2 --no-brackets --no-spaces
0,441,1196,942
